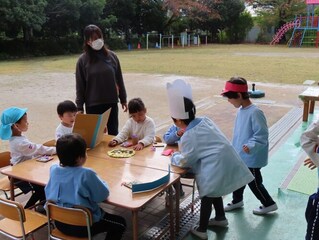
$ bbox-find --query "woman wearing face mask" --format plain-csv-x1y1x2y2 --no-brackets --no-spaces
75,24,128,135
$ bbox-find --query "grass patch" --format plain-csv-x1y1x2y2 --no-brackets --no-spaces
0,44,318,84
0,55,78,74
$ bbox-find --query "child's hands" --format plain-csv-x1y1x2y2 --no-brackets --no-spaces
243,145,250,153
108,140,118,147
304,158,317,170
133,143,144,151
177,129,185,137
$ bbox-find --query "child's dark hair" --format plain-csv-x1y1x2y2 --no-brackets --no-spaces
223,77,250,99
10,113,27,131
128,98,145,114
57,100,77,116
16,113,26,124
56,133,87,167
172,97,196,125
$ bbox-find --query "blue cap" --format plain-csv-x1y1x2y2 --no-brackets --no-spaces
0,107,28,140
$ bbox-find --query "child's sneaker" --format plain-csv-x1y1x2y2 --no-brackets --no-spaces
224,201,244,212
35,204,46,215
190,225,208,239
253,203,278,215
208,218,228,227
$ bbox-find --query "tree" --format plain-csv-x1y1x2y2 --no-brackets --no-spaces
78,0,106,32
246,0,306,28
42,0,105,38
227,10,254,43
0,0,47,41
162,0,219,32
43,0,82,38
246,0,306,43
195,0,247,43
133,0,167,35
103,0,136,42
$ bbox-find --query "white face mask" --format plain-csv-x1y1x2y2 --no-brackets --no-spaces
91,38,104,51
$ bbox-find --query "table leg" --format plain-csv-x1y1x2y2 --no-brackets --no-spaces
132,210,138,240
310,100,315,114
168,186,175,239
9,177,15,201
175,180,180,234
303,100,310,122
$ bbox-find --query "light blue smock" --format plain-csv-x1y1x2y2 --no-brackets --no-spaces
232,104,269,168
171,117,254,198
45,164,109,223
163,124,181,145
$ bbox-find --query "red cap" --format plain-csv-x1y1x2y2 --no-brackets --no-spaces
221,82,248,95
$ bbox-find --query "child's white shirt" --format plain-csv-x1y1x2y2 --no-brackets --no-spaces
9,135,56,165
55,123,73,141
113,116,155,147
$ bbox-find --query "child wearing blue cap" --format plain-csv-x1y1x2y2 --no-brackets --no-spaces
0,107,56,209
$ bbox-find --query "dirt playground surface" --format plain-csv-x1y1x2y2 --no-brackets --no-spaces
0,73,307,151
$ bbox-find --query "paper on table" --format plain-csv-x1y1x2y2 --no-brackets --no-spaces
162,149,174,156
130,165,171,193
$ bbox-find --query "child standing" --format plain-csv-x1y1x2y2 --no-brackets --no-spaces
300,120,319,240
108,98,155,151
221,77,278,215
167,79,254,239
45,133,126,239
0,107,56,208
55,100,77,140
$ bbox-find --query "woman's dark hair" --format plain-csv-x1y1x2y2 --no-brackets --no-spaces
128,98,146,114
172,97,196,125
57,100,77,116
83,24,108,62
222,77,250,99
56,133,87,167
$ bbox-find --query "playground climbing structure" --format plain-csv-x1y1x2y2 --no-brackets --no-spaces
270,20,301,45
271,0,319,47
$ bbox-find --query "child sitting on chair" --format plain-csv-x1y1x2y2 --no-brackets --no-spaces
108,97,155,151
45,133,126,240
0,107,56,209
166,79,254,240
55,100,77,141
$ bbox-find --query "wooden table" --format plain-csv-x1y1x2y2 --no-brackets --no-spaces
1,154,181,240
88,135,185,174
299,87,319,121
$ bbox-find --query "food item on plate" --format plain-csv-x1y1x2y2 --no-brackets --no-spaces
107,148,136,158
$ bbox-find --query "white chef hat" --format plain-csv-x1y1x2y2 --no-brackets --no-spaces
166,79,193,119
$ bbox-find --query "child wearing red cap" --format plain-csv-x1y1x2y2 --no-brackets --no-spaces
221,77,278,215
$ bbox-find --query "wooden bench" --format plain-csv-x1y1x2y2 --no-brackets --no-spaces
299,87,319,121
